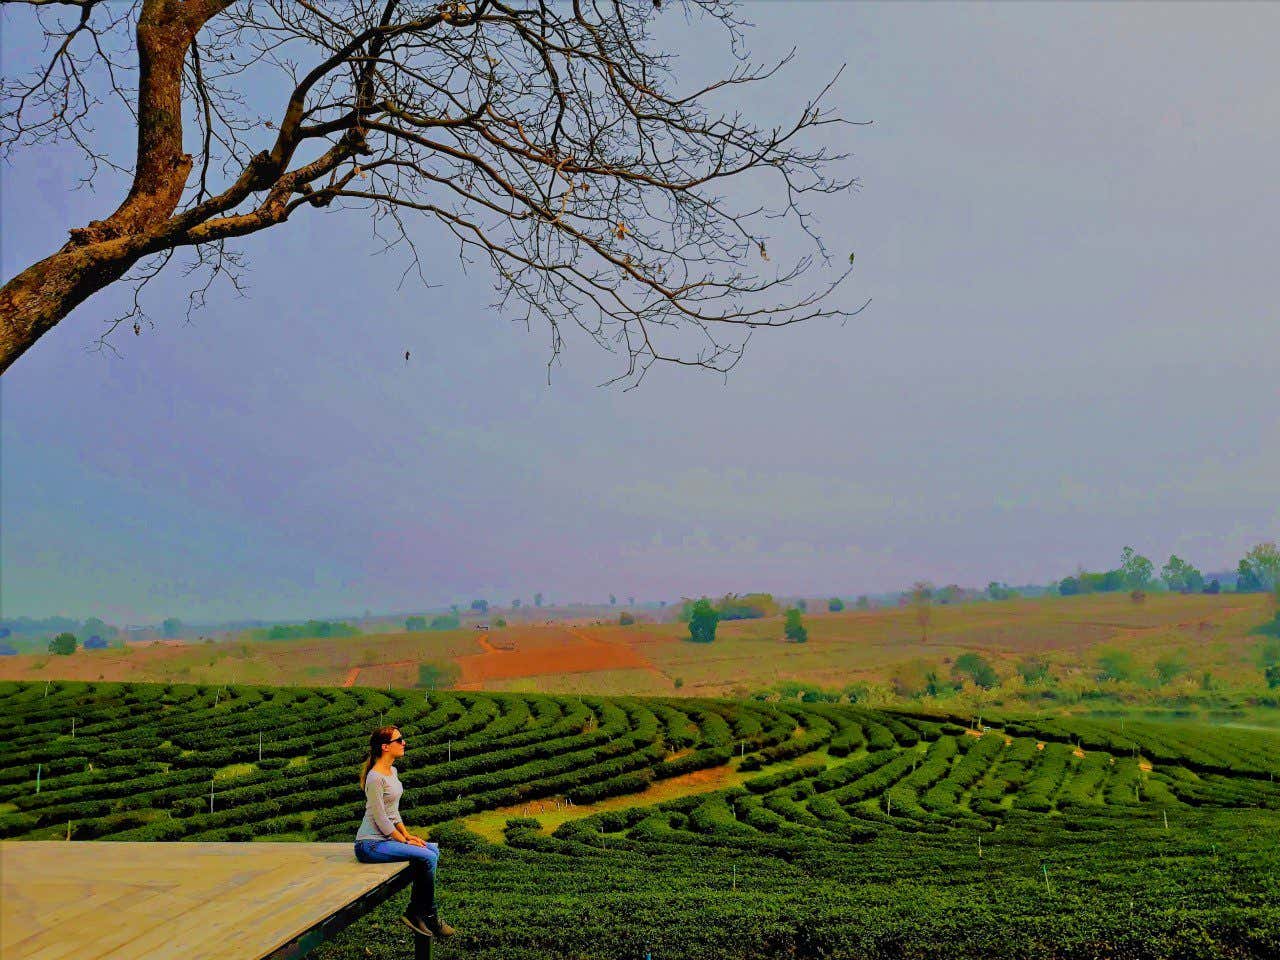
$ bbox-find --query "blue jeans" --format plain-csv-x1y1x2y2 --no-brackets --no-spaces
354,838,439,873
354,839,440,914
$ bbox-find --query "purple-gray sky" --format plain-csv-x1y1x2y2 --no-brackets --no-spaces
2,2,1277,623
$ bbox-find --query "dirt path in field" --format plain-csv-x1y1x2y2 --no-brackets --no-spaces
341,668,361,688
461,763,737,843
566,627,674,685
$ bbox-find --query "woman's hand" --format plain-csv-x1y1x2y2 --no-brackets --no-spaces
405,833,427,846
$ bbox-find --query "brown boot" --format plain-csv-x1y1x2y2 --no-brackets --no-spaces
400,910,433,937
424,911,455,938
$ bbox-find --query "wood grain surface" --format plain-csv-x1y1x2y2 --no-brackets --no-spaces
0,842,408,960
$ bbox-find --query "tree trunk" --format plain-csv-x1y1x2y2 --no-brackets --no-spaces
1,0,218,374
0,239,146,373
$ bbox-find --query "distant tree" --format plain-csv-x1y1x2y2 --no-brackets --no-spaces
1204,579,1221,595
619,612,636,626
1154,652,1189,686
450,604,460,615
841,682,870,704
429,614,461,631
405,616,428,632
795,599,808,612
1200,670,1214,691
1161,555,1204,594
627,596,635,606
855,595,871,610
1121,547,1155,591
470,599,489,614
952,652,998,689
986,582,1015,601
1129,589,1147,604
262,620,359,640
1058,576,1081,597
161,618,183,638
908,581,934,642
512,598,522,609
1185,565,1205,594
2,616,78,636
687,599,719,644
924,667,949,698
493,618,507,628
609,594,617,606
83,635,109,650
1236,561,1264,593
1237,542,1280,594
828,597,845,612
659,600,668,608
82,617,118,639
1095,648,1135,683
935,584,963,605
416,661,460,690
1075,569,1125,594
534,593,544,608
784,608,808,643
889,660,927,698
890,659,943,699
49,632,78,655
1260,640,1280,690
715,593,778,620
1017,656,1052,685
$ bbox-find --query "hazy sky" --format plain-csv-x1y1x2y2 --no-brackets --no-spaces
2,2,1277,623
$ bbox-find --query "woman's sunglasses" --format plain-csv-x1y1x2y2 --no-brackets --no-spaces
388,736,406,745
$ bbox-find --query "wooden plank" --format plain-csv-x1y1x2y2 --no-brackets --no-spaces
253,870,414,960
0,842,409,960
15,890,187,960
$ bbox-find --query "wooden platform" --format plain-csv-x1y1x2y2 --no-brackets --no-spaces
0,841,412,960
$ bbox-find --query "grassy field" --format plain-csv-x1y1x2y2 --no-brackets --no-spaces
0,629,479,688
2,594,1274,713
616,592,1274,695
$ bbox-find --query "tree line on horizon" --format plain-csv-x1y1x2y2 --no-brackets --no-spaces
1053,542,1278,599
8,542,1276,658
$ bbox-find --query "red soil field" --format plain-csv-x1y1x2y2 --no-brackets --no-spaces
454,627,654,687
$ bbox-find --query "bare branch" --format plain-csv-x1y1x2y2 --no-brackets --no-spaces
1,0,869,381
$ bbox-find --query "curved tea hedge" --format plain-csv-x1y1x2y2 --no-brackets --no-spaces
2,680,1277,959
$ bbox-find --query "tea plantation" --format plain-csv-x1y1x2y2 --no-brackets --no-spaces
2,680,1277,959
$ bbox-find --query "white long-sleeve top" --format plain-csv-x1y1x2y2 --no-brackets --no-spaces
355,766,404,841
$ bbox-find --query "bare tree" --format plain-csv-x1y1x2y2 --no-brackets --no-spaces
907,580,933,644
0,0,867,376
